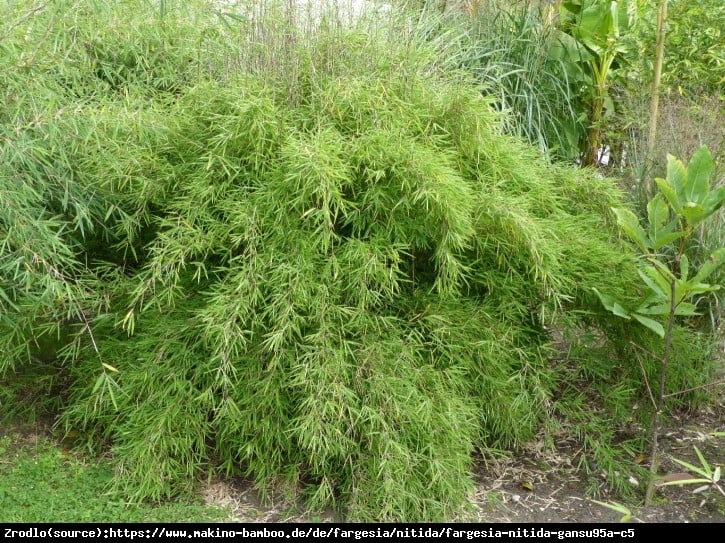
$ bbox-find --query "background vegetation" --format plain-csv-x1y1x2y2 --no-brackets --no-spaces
1,0,721,521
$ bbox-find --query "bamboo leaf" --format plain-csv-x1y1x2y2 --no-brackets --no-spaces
0,287,19,311
660,472,703,484
693,446,711,475
671,456,709,479
692,485,712,494
660,476,710,486
589,500,632,523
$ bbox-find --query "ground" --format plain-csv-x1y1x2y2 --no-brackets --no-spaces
2,392,722,523
198,397,724,523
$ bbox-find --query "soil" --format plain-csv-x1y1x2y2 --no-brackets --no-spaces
197,396,724,524
4,394,723,524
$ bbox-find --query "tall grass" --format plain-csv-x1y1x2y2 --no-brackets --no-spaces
421,0,584,161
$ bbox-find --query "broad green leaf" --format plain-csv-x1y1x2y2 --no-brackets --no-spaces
649,259,678,283
655,178,682,213
592,287,631,319
674,277,693,305
639,265,670,299
612,302,631,318
685,282,719,297
550,31,594,83
636,301,698,316
703,186,725,219
650,228,685,251
674,302,700,316
647,193,670,245
612,207,648,251
684,146,713,204
679,201,707,226
632,313,665,337
692,248,725,284
614,0,631,34
561,0,583,15
680,254,689,282
666,154,688,203
577,1,614,54
635,302,670,315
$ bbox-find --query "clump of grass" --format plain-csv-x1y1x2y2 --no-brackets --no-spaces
422,0,584,161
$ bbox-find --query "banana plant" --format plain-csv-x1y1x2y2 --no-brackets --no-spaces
552,0,632,165
593,145,725,505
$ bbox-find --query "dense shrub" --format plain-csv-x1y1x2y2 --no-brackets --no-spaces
1,0,715,520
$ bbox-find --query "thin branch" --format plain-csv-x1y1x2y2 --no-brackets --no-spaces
636,352,658,411
629,339,660,360
663,378,725,399
629,341,658,410
78,309,101,358
629,342,725,400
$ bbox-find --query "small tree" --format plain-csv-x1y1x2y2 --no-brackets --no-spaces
594,145,725,505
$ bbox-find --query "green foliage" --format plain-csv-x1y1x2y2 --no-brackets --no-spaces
660,446,724,497
430,1,586,161
425,0,639,163
589,499,634,522
555,0,632,164
594,146,724,504
1,0,714,521
622,0,724,98
664,0,724,97
595,146,724,337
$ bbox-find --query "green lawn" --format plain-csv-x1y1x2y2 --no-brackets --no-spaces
0,432,228,523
